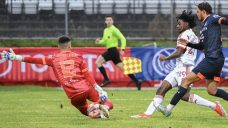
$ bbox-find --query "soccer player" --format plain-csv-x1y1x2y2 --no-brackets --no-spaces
95,16,141,90
131,10,226,118
1,36,113,119
157,2,228,117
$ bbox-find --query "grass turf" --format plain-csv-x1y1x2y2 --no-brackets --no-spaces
0,86,227,128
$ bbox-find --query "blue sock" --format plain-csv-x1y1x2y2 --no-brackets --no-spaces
215,89,228,101
170,86,187,105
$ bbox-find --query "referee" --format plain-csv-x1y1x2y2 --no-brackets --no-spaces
95,15,141,90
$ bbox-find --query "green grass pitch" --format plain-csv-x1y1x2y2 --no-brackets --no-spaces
0,86,227,128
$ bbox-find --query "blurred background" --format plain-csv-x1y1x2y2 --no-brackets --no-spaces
1,0,228,87
1,0,228,40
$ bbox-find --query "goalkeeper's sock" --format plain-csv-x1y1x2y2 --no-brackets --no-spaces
215,89,228,101
188,94,216,110
98,66,109,81
145,95,163,115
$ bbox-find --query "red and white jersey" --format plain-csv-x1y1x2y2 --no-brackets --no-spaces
23,50,96,99
176,29,199,67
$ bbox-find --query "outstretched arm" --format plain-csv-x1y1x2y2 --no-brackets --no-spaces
160,48,184,61
23,56,53,66
178,38,204,50
1,48,53,66
219,17,228,25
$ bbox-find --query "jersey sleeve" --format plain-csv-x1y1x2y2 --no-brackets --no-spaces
23,56,53,66
114,28,126,50
212,15,222,24
98,29,106,45
80,58,96,86
187,41,204,50
176,32,189,50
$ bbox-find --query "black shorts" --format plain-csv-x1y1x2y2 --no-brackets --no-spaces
102,47,122,65
192,57,225,81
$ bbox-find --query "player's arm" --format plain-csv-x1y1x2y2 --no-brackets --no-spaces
96,30,106,45
114,28,126,51
23,56,53,66
80,59,108,101
160,47,184,61
178,38,204,50
80,59,96,86
186,41,204,50
218,17,228,25
1,48,53,66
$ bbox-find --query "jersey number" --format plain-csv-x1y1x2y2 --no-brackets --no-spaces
59,60,76,78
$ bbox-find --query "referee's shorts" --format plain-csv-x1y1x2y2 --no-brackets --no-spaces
102,47,122,65
192,57,225,82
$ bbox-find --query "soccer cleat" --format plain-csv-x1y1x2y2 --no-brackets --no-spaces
156,104,171,117
100,80,111,87
99,104,110,119
131,113,152,118
214,101,227,117
136,81,142,91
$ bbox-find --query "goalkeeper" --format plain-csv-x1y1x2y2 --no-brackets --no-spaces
95,15,141,90
1,36,113,119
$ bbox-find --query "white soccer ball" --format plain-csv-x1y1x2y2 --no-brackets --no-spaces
87,103,101,118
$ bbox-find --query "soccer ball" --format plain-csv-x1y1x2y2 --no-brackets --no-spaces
87,103,101,118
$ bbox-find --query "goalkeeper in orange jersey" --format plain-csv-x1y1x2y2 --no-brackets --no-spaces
95,15,141,90
1,36,113,119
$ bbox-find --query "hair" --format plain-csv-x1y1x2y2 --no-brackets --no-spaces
58,36,71,44
176,10,196,28
105,15,113,19
197,2,212,14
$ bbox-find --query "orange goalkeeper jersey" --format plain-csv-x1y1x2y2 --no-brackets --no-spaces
23,50,96,99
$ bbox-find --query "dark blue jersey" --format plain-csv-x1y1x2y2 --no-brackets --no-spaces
200,15,224,58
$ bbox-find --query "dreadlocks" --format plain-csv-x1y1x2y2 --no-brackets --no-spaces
177,10,196,28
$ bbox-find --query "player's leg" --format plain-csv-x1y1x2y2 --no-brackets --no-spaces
70,93,89,116
96,53,110,87
206,79,228,98
110,47,141,90
183,92,215,109
88,86,113,118
154,69,180,117
116,62,141,90
131,70,176,118
206,76,228,101
206,79,228,117
205,57,228,100
164,59,212,114
165,58,227,117
164,72,201,113
131,80,172,118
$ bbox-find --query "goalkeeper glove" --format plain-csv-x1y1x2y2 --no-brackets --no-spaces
94,84,108,102
1,48,23,61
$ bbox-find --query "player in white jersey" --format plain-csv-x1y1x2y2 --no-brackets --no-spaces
131,10,225,118
166,28,198,88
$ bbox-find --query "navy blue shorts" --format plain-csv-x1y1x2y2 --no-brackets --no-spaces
192,57,224,81
102,47,122,65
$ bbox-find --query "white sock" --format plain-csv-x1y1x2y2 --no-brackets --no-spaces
166,104,175,112
145,95,163,115
188,94,216,110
